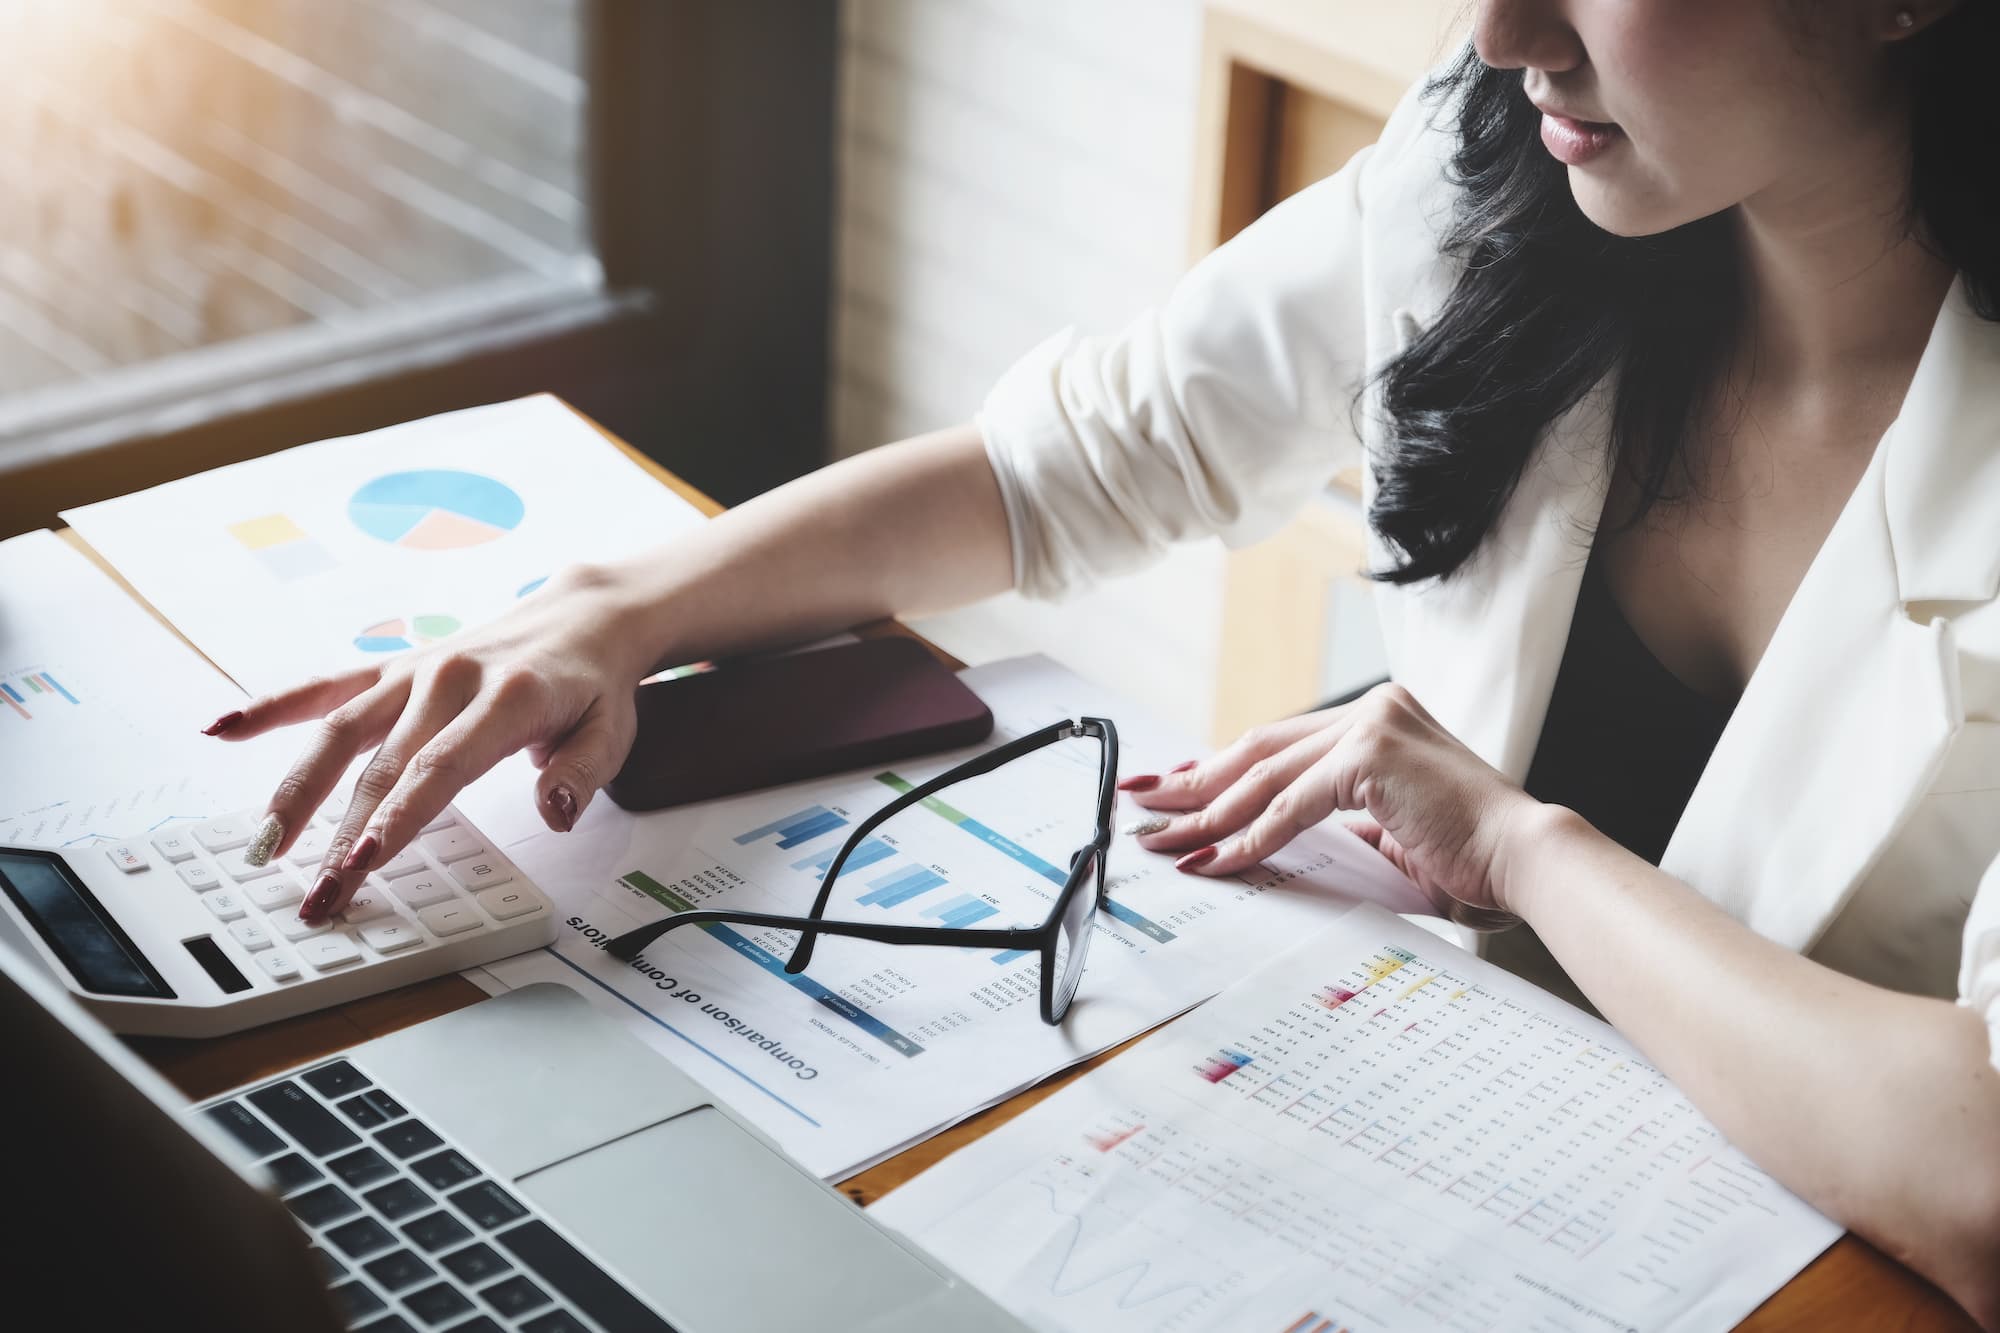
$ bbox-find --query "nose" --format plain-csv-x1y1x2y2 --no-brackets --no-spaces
1472,0,1585,73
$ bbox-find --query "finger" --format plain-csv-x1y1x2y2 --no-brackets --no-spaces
1122,710,1342,812
206,666,382,740
256,678,410,862
1191,743,1367,877
533,695,637,832
346,694,544,871
1134,724,1343,854
302,662,480,920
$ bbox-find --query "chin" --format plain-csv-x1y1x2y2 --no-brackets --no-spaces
1567,171,1705,240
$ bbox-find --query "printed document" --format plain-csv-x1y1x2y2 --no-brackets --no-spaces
62,394,708,694
0,530,292,846
458,656,1438,1179
874,903,1840,1333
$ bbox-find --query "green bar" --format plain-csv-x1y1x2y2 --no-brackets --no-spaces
875,771,970,824
23,676,43,693
621,870,697,913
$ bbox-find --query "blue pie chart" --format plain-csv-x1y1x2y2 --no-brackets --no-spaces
349,470,525,549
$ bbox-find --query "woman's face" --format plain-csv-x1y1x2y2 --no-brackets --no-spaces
1473,0,1916,237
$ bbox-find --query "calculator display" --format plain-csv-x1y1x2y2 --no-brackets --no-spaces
0,850,172,998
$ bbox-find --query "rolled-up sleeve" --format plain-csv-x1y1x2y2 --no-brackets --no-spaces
978,79,1444,601
1963,855,2000,1072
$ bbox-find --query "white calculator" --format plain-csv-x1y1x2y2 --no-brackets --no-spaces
0,801,555,1038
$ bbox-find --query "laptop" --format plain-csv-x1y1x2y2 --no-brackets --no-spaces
5,935,1026,1332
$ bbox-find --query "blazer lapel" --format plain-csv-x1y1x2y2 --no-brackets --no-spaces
1376,382,1615,780
1662,279,1999,952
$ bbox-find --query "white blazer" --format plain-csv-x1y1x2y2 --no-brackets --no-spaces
976,76,2000,1069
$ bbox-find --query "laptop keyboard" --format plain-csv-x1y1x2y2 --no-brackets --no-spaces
203,1058,676,1333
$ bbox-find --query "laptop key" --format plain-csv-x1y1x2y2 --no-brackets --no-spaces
363,1179,432,1222
378,1121,445,1160
438,1241,510,1285
401,1210,472,1254
454,1320,506,1333
202,1100,283,1157
495,1221,676,1332
409,1148,477,1189
303,1059,370,1099
353,1318,416,1333
358,1088,407,1121
265,1152,322,1194
521,1313,590,1333
325,1216,396,1259
338,1092,390,1130
247,1081,360,1156
402,1282,475,1327
327,1146,398,1189
480,1274,552,1318
307,1246,346,1282
447,1180,527,1230
329,1280,386,1322
362,1247,435,1293
285,1183,360,1229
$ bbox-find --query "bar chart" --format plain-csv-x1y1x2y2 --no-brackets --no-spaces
792,837,894,876
1,669,80,720
736,805,849,850
923,893,1000,929
858,864,949,909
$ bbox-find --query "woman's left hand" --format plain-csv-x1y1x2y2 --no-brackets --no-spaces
1122,683,1546,921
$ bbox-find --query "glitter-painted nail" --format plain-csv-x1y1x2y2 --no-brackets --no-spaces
1121,815,1172,837
241,813,284,867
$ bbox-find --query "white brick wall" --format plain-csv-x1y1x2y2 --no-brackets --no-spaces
829,0,1227,740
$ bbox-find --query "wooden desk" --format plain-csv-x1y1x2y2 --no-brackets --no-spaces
85,403,1972,1331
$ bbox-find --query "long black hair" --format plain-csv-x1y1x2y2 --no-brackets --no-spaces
1369,8,2000,585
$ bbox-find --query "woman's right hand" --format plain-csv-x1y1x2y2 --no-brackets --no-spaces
209,561,662,923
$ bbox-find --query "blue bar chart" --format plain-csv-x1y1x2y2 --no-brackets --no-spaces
736,804,848,850
792,837,895,876
858,864,948,908
924,893,999,929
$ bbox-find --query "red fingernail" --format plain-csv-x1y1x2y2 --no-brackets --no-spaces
1169,760,1198,774
340,834,379,874
1175,845,1218,872
300,872,340,923
1117,774,1161,792
201,710,244,737
549,786,578,833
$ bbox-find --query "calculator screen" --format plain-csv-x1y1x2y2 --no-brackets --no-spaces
0,850,172,999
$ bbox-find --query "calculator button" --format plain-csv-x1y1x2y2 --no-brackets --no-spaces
418,902,483,937
392,877,455,910
228,917,275,951
193,813,256,852
317,792,350,825
360,920,423,954
375,847,427,880
420,828,484,863
285,825,332,867
217,847,282,881
475,886,541,921
447,859,514,893
151,832,196,863
341,886,397,923
299,933,363,971
177,861,223,892
247,876,305,912
256,951,302,982
274,913,330,942
104,844,148,873
421,810,457,834
203,891,246,922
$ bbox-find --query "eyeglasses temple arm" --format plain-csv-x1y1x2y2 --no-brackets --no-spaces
603,910,1034,967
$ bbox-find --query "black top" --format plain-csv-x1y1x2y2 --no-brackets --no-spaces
1521,549,1735,865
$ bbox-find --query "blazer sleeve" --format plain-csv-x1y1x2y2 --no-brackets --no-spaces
977,77,1452,601
1963,855,2000,1072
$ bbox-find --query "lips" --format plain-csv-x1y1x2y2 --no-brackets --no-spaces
1538,109,1623,166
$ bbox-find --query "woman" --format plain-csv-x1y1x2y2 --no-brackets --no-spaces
215,0,2000,1319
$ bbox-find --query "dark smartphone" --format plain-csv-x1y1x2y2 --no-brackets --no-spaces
604,636,995,811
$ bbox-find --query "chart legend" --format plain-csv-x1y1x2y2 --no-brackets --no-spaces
227,513,337,581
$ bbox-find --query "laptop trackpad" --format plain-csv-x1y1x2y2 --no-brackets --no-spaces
516,1106,946,1331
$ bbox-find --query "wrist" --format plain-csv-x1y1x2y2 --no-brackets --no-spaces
566,557,688,678
1491,802,1595,923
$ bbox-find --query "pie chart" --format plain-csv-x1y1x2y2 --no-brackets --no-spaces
349,470,524,549
355,614,462,653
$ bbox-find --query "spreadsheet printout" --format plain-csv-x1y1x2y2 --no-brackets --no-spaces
875,903,1839,1333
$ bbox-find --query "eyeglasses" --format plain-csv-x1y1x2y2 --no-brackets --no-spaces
604,716,1119,1024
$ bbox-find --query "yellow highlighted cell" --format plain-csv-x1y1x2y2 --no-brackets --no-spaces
227,513,307,550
